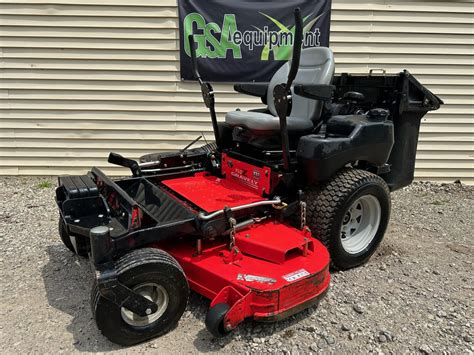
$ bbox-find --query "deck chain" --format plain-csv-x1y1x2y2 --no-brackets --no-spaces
228,217,237,250
300,201,307,230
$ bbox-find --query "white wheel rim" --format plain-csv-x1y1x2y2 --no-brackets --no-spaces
340,195,381,255
120,282,169,327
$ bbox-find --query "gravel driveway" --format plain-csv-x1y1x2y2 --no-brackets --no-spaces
0,177,472,354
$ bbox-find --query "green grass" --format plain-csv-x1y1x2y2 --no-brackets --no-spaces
37,180,53,189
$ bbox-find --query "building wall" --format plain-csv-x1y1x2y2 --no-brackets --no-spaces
0,0,473,183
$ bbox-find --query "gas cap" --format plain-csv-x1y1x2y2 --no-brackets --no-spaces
367,108,389,121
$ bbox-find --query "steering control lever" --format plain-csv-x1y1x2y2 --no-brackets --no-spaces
108,152,141,177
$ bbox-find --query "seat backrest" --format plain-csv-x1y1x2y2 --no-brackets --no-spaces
267,47,335,122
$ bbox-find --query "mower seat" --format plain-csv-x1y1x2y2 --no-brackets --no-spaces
226,111,314,132
226,47,335,136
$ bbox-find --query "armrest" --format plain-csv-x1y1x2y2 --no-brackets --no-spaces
234,83,268,99
294,84,336,101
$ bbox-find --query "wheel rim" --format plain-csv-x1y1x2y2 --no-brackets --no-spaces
120,283,169,327
340,195,381,255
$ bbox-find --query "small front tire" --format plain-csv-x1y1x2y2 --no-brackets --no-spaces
91,248,189,346
58,217,75,253
58,217,88,257
205,303,230,338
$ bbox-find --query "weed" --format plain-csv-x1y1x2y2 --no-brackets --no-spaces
38,181,53,189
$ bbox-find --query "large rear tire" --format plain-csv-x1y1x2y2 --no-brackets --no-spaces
91,248,189,346
305,168,391,270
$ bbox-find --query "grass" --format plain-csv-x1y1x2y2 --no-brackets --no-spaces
37,181,53,189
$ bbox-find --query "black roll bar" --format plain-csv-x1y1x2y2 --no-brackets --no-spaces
187,34,222,151
286,8,303,90
188,34,201,81
273,8,304,171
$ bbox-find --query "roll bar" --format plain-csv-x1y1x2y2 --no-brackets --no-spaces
188,34,201,82
274,8,304,171
286,8,303,90
187,34,222,151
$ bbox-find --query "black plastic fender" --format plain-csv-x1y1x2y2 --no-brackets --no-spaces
296,115,394,184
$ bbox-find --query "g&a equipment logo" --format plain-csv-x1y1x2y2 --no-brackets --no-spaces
183,12,325,61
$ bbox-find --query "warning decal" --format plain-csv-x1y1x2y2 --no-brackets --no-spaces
282,269,310,282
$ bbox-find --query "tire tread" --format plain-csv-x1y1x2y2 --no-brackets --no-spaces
90,247,189,345
305,168,390,269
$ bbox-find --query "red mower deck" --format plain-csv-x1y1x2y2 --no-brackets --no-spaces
162,167,330,330
163,220,330,329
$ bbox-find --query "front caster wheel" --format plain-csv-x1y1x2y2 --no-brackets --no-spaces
91,248,189,346
58,217,88,257
305,168,391,270
58,217,75,253
205,303,230,338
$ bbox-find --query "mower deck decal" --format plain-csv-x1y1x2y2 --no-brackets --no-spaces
282,269,310,282
237,274,277,284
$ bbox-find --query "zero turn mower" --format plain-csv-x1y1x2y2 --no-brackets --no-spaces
55,9,442,345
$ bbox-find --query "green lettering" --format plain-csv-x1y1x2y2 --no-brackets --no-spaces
204,22,222,59
220,14,242,59
183,12,241,59
183,13,208,57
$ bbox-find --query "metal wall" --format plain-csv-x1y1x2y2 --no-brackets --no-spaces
0,0,472,183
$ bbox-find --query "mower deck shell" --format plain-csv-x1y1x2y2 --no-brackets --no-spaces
162,220,330,328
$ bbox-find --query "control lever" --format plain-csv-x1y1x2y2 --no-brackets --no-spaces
108,152,141,177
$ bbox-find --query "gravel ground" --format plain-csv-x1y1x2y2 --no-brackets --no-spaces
0,177,473,354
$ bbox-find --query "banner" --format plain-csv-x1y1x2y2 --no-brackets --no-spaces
178,0,331,82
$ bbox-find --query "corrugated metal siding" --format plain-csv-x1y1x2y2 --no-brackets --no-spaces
0,0,473,183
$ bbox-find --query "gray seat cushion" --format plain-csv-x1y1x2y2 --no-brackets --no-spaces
225,110,314,132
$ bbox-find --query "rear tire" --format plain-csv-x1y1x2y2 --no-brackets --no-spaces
91,248,189,346
305,168,391,270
